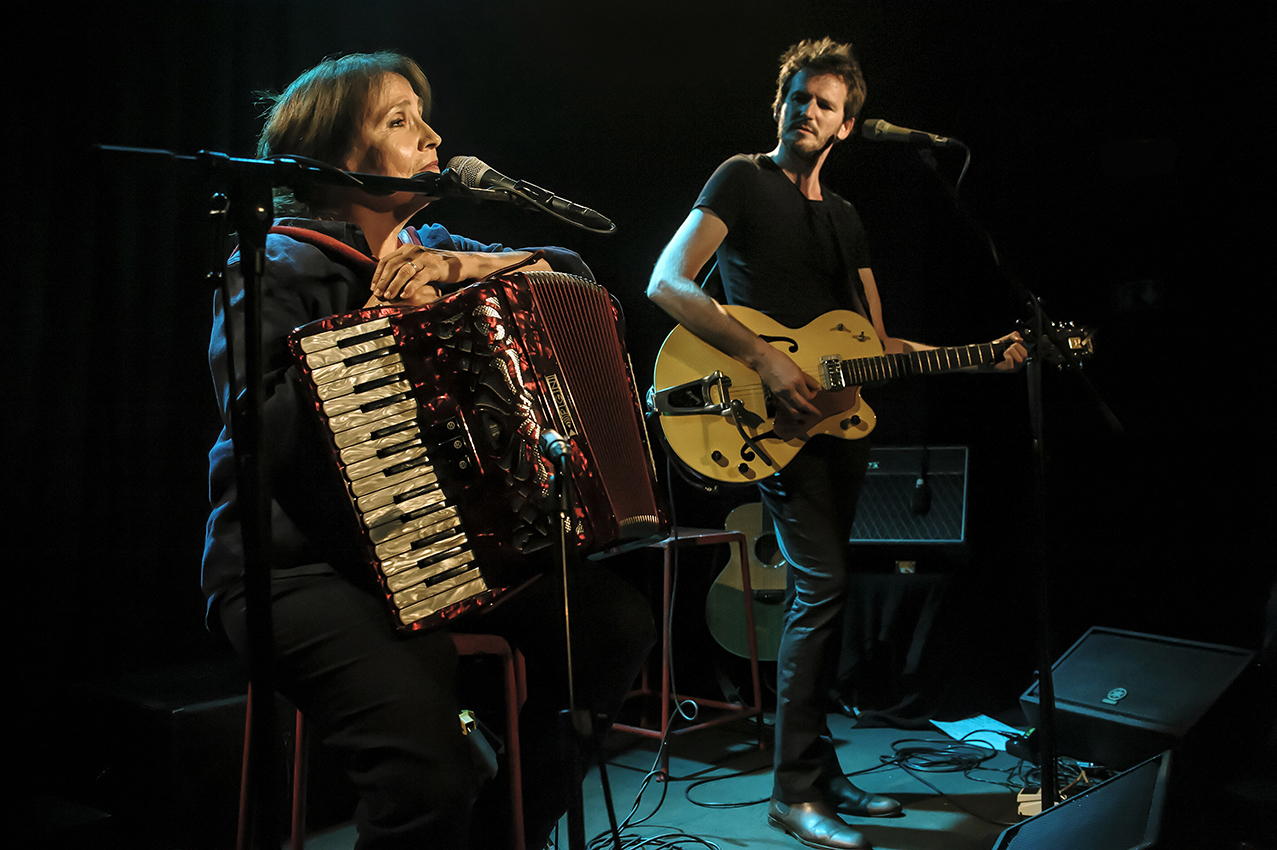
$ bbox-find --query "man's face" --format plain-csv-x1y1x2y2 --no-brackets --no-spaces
776,70,855,160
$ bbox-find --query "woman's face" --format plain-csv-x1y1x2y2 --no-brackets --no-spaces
343,72,441,179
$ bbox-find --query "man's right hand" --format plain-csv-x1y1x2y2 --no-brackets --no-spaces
755,344,823,421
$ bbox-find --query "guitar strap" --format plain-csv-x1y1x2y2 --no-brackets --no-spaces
825,196,871,322
699,258,725,302
696,184,868,321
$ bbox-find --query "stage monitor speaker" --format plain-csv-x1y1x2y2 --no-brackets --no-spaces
991,750,1171,850
848,446,967,544
1021,627,1254,769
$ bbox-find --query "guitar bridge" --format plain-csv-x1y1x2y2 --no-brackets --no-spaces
648,371,734,417
649,373,777,471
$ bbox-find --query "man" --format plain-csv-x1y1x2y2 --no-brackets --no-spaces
203,52,654,849
647,38,1024,850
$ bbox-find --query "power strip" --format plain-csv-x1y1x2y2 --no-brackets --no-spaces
1016,789,1043,817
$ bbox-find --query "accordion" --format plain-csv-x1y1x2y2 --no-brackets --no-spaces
289,271,667,631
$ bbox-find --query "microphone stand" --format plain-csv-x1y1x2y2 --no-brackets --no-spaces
542,433,623,850
879,137,1122,809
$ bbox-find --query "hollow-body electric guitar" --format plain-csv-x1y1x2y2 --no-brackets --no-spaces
651,306,1083,485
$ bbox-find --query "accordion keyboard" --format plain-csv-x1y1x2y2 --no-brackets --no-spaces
296,317,489,627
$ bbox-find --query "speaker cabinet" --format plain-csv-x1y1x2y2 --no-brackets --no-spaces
1021,627,1254,769
992,750,1171,849
848,446,967,544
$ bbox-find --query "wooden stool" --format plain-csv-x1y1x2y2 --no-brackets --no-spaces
236,632,528,850
612,527,766,776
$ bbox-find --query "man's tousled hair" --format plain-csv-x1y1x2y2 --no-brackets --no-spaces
772,37,867,123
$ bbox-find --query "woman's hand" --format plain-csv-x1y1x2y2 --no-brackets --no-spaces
368,244,462,306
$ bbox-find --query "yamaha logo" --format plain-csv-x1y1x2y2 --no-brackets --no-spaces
1102,687,1128,705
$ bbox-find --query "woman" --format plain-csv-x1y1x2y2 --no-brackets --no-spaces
202,52,654,849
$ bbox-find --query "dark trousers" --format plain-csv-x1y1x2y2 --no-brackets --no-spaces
758,436,871,803
219,560,655,849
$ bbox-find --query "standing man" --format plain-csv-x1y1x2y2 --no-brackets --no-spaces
647,38,1024,850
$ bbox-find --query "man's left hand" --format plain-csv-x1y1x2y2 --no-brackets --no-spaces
988,331,1027,372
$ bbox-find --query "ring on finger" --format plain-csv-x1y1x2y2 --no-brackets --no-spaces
408,261,421,273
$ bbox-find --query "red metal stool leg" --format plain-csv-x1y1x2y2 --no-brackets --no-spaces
237,684,306,850
612,528,766,777
238,634,527,850
452,633,527,850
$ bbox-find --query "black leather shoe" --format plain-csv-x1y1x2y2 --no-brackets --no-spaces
767,799,872,849
819,776,902,817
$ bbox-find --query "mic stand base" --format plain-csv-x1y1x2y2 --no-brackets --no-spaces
559,709,623,850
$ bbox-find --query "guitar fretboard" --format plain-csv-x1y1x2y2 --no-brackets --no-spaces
840,341,1010,385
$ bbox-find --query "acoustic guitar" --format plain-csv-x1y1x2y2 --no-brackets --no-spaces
651,306,1090,485
705,502,788,661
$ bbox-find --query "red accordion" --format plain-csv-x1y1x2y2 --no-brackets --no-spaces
289,271,667,631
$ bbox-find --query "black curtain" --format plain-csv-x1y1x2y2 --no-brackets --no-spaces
11,0,1271,713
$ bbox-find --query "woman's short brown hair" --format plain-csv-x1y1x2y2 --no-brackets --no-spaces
257,52,432,215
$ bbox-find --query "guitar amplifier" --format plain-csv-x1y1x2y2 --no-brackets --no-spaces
848,446,967,544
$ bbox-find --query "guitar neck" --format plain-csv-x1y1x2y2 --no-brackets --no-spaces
840,340,1010,385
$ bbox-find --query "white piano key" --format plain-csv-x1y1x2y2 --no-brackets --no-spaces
386,551,478,594
373,515,465,561
309,345,399,385
365,482,449,530
348,454,437,498
314,360,406,402
345,443,431,483
354,473,440,513
328,400,419,448
298,318,393,354
321,378,413,418
394,571,488,622
338,431,422,466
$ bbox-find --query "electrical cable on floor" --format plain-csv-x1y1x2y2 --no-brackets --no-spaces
824,736,1014,827
560,462,723,850
875,732,1109,827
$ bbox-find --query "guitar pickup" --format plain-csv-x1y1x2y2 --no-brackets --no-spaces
648,372,734,417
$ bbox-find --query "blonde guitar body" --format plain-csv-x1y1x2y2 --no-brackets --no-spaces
652,307,880,485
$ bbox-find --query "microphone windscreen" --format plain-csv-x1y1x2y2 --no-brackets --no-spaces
446,155,489,188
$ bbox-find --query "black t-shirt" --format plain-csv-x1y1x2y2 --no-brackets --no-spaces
695,153,871,329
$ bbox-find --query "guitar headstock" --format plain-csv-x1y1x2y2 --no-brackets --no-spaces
1023,321,1095,368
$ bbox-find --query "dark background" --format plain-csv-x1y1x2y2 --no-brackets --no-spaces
9,0,1272,821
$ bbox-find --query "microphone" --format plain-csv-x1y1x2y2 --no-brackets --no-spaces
911,476,932,515
858,118,955,147
446,155,616,233
911,451,932,516
539,429,572,470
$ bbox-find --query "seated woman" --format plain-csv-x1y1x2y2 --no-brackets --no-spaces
202,51,654,849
